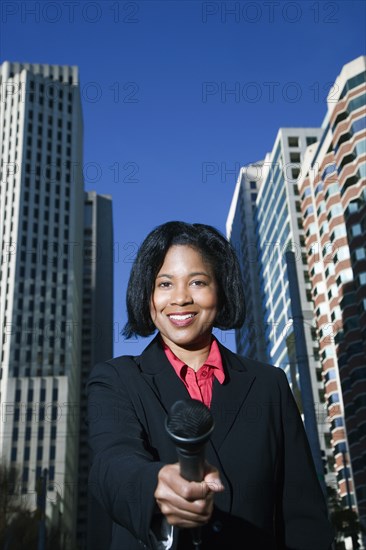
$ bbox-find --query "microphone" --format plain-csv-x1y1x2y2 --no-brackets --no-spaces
165,399,214,549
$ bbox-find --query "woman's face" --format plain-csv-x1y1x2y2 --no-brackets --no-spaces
150,245,218,350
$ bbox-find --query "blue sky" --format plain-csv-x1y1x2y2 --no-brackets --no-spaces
1,0,365,357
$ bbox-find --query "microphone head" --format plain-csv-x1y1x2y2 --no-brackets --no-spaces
166,399,214,445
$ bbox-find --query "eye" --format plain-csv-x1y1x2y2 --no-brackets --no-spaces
190,280,207,287
157,281,172,288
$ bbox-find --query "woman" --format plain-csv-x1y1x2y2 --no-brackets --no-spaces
87,221,334,549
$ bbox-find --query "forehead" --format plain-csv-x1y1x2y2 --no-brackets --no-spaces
158,245,213,272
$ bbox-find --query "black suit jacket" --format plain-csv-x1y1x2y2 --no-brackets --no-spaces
87,336,334,549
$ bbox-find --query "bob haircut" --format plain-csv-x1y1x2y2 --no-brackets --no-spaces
123,221,246,338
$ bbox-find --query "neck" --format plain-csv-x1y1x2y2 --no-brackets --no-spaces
161,336,212,372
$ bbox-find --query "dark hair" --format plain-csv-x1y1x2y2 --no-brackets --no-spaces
123,221,246,338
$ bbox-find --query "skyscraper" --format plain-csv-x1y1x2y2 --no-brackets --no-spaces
77,191,113,549
298,55,366,531
0,61,84,544
227,127,335,491
226,161,267,361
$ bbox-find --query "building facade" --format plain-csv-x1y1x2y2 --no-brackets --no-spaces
227,127,336,491
0,61,84,545
77,191,113,549
226,161,268,361
298,55,366,530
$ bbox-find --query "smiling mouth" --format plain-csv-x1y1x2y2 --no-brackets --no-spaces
168,313,196,321
166,313,197,327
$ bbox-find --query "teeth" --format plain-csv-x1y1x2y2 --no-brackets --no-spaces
169,314,195,321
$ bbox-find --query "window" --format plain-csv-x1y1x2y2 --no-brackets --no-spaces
314,182,324,196
327,285,338,299
311,263,323,276
321,346,334,360
354,248,366,260
317,202,326,216
331,306,342,321
327,204,343,220
316,303,328,316
304,205,314,218
325,182,340,200
336,268,354,285
306,136,318,146
288,136,299,147
350,224,362,237
330,226,347,241
325,264,335,277
290,152,301,163
320,222,329,236
334,246,350,263
306,223,317,236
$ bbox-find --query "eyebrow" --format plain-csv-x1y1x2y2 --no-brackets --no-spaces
156,271,211,279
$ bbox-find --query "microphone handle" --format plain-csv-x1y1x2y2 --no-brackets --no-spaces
176,446,205,482
176,446,205,549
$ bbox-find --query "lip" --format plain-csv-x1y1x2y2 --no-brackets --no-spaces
167,312,197,327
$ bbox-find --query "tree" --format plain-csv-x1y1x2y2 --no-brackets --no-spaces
0,461,27,544
327,484,365,549
0,461,68,550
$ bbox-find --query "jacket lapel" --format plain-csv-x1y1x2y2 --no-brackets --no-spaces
209,343,256,450
136,336,190,415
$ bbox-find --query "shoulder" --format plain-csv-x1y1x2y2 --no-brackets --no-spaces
88,336,163,384
88,350,144,386
218,340,287,381
218,342,286,376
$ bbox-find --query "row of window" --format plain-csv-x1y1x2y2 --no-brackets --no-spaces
15,386,58,402
13,424,57,442
288,136,318,148
332,93,366,132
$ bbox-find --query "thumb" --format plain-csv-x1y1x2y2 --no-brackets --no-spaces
203,466,225,493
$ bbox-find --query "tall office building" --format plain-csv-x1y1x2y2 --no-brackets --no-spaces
227,127,336,490
0,61,84,544
226,161,268,361
298,55,366,529
77,191,113,549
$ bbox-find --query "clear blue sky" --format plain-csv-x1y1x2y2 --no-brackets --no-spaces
1,0,365,357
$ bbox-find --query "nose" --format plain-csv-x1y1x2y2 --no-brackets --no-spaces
170,284,193,306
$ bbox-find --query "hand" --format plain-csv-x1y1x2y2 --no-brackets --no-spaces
154,462,224,529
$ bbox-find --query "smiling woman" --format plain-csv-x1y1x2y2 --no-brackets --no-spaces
87,221,334,550
123,221,246,340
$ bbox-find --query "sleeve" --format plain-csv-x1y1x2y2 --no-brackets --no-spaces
275,367,335,550
86,360,167,548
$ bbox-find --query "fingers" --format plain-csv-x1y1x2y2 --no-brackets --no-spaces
154,463,224,528
156,493,214,528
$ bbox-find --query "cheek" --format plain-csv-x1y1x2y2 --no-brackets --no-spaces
149,296,156,318
149,291,164,318
207,288,219,308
